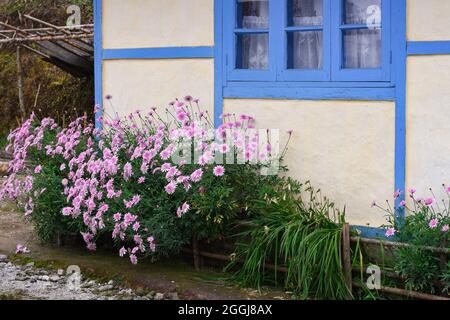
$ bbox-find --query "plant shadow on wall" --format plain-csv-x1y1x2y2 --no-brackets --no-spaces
0,96,362,300
372,189,450,296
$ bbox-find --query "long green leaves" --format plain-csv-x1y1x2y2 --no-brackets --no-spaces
227,180,353,300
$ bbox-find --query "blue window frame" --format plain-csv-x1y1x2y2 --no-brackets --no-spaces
223,0,392,85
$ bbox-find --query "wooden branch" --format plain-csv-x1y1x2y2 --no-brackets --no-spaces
182,246,450,300
352,282,449,301
23,14,92,46
182,248,288,273
351,236,450,255
0,33,93,44
236,220,450,255
23,14,73,35
33,83,41,110
20,44,50,59
342,223,353,296
0,25,93,34
0,21,30,36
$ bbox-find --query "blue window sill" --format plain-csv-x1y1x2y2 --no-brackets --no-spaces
223,83,396,101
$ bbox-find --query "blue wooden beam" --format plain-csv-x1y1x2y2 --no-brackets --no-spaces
224,86,396,101
214,0,224,127
93,0,103,132
393,0,407,219
102,47,214,60
407,41,450,56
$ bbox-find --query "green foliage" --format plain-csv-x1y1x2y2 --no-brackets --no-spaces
26,129,83,242
394,246,440,294
441,262,450,295
0,0,93,24
393,206,449,295
29,163,79,242
226,180,353,300
0,134,7,151
374,192,450,296
186,164,284,242
0,0,94,142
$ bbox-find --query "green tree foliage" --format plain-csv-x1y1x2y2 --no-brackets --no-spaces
0,0,94,146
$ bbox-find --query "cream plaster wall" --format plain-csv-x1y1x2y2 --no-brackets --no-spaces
406,55,450,203
102,0,214,49
407,0,450,41
223,99,395,227
102,59,214,118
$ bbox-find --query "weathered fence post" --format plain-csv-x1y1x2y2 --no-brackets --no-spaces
16,46,26,119
342,223,353,297
439,237,448,294
440,237,448,270
192,236,201,271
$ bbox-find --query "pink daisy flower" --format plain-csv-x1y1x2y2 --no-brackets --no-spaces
424,198,434,207
129,254,138,265
213,166,225,177
429,218,438,229
165,181,177,194
385,228,396,238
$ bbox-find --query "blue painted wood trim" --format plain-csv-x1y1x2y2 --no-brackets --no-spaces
214,0,224,127
102,46,214,60
407,41,450,56
224,86,396,101
93,0,103,132
351,225,388,239
392,0,407,219
227,81,394,88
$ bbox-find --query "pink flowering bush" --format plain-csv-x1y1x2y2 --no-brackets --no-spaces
0,114,87,242
0,97,290,265
372,187,450,295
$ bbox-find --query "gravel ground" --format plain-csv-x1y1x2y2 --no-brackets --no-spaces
0,254,175,300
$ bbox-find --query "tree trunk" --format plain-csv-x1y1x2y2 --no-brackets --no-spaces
16,46,26,119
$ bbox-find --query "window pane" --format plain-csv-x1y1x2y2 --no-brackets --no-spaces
344,0,381,25
236,33,269,69
237,0,269,29
287,31,323,69
288,0,323,26
343,29,381,68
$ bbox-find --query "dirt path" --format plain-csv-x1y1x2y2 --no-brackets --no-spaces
0,199,286,300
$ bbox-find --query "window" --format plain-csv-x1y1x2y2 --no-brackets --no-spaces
224,0,391,84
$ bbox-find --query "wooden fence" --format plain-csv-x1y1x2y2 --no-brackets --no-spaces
185,223,450,301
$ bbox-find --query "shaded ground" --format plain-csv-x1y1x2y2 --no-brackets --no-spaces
0,196,287,300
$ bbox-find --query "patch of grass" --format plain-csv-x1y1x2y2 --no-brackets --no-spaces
8,253,125,287
9,254,65,271
0,289,29,300
0,133,7,151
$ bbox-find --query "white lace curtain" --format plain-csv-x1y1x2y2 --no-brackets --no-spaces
240,0,269,69
291,0,323,69
239,0,381,70
344,0,382,68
